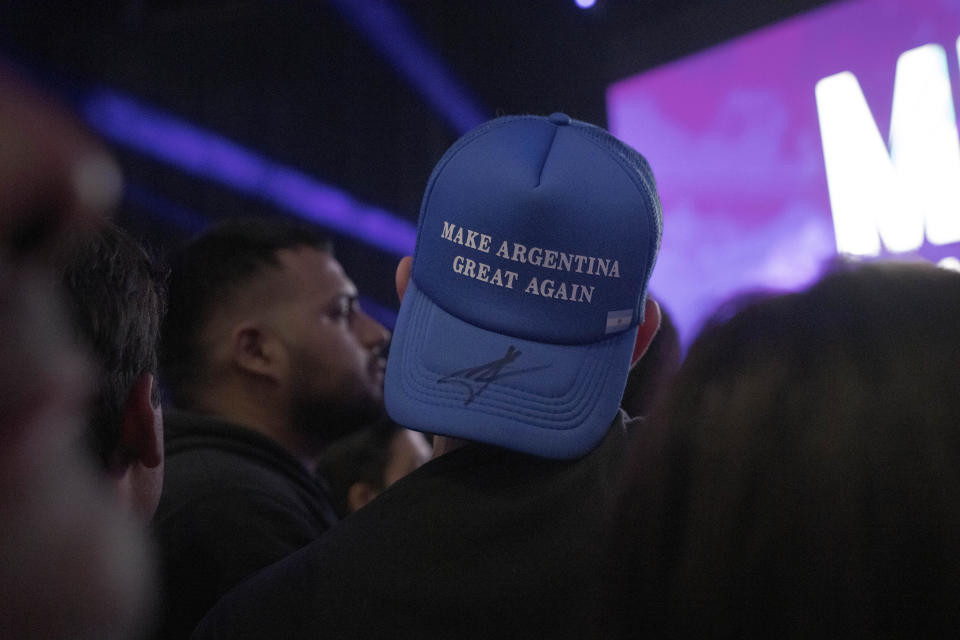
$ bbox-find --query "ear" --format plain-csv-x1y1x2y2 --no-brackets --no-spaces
231,323,284,382
346,481,382,514
113,372,163,470
631,297,662,368
395,256,413,303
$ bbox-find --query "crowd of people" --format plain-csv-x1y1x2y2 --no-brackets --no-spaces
2,64,959,639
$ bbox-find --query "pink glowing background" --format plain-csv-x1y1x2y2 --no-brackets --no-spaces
608,0,960,343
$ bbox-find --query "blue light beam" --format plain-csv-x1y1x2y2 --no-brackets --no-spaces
327,0,487,135
84,89,417,257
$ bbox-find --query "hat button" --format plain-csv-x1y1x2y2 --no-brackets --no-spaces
548,112,571,126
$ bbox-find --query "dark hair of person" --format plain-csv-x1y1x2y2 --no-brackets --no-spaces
160,217,331,408
317,417,400,518
606,260,960,638
620,299,681,418
58,221,167,467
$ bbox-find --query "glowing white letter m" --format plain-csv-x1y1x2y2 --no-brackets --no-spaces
815,43,960,256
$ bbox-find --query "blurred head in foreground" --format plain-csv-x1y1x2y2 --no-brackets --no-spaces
0,65,154,639
608,260,960,638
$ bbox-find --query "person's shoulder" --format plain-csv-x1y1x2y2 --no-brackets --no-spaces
161,432,285,498
163,410,267,450
158,411,335,526
163,410,312,487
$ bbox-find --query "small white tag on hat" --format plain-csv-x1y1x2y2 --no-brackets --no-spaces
605,309,633,334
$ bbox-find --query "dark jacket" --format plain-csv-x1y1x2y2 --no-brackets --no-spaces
192,412,636,640
153,410,338,639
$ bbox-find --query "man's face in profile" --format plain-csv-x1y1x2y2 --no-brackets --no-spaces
271,247,391,441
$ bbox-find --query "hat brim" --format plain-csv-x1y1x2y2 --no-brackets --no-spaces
385,279,635,459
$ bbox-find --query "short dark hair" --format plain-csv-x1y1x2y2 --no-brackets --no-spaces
317,417,401,518
607,260,960,637
161,217,331,407
58,221,166,467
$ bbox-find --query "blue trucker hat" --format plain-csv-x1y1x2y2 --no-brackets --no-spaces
385,113,662,459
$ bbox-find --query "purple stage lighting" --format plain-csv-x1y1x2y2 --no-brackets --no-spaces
84,89,417,257
608,0,960,344
575,0,597,8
